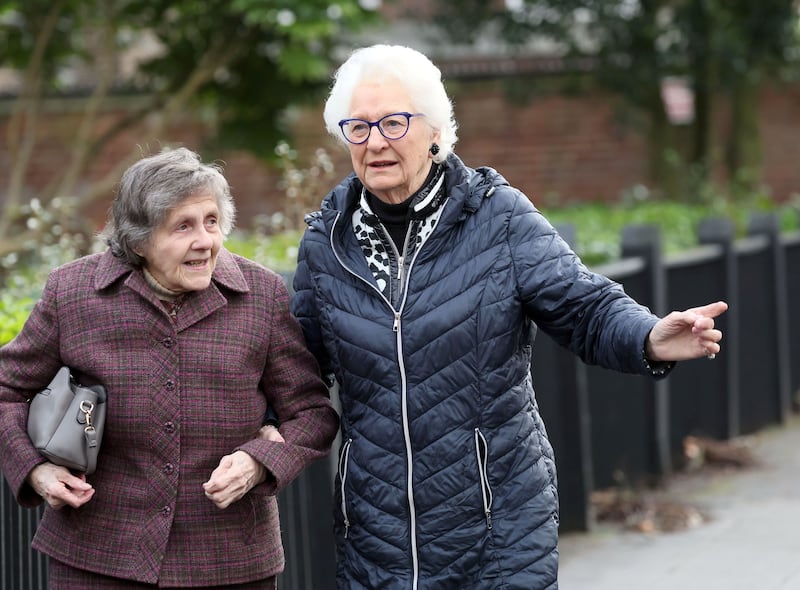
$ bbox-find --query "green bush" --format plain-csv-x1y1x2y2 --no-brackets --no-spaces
225,229,303,273
0,293,36,346
542,200,799,267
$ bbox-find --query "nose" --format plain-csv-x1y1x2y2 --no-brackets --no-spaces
193,227,214,250
365,125,387,148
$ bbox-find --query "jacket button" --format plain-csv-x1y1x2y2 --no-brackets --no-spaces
163,463,175,474
161,506,172,517
161,337,174,348
164,421,175,433
164,380,175,392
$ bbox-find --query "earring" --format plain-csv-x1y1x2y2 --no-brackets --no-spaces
430,143,440,156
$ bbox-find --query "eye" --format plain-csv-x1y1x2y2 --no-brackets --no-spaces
383,117,405,130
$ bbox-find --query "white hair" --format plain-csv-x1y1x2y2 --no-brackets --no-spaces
323,44,458,163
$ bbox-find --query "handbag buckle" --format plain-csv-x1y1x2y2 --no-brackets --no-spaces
80,400,95,432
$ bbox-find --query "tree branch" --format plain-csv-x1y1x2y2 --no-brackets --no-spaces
3,0,67,236
51,5,119,201
72,33,251,211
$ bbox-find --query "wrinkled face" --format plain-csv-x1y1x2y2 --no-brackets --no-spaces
346,78,438,204
140,193,223,293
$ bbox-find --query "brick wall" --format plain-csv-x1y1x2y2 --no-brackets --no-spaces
759,82,800,201
449,81,650,205
1,78,798,234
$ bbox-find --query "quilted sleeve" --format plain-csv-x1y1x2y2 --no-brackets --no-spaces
290,232,332,377
506,192,659,375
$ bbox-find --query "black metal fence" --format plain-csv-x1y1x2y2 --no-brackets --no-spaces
2,211,799,588
535,212,800,532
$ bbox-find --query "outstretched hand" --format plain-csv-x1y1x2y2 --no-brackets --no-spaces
646,301,728,362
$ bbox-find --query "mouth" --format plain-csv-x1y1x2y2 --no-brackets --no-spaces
368,161,396,168
184,259,209,269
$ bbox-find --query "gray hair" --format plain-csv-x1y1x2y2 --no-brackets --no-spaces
101,147,235,266
323,44,458,164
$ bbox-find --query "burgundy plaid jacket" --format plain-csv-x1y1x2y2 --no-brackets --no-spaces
0,248,338,586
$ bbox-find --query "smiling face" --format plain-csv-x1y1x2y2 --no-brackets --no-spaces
347,78,439,204
139,192,223,293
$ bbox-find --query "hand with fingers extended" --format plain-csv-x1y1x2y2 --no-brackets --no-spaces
646,301,728,362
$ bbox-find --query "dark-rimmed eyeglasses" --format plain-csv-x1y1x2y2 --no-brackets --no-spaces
338,112,424,145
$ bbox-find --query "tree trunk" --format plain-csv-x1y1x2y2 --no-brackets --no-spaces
687,0,714,183
726,72,762,198
647,89,683,201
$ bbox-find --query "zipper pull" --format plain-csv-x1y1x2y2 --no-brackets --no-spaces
393,312,401,332
397,255,404,280
485,509,493,530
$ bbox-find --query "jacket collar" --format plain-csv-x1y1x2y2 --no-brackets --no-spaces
93,247,248,332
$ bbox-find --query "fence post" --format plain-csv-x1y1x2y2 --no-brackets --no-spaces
787,211,800,408
620,224,671,479
748,212,792,424
698,217,741,439
0,482,48,590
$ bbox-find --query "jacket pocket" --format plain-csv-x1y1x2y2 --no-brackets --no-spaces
338,437,353,538
474,428,494,530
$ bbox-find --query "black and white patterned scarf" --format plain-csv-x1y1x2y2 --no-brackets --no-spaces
352,165,447,306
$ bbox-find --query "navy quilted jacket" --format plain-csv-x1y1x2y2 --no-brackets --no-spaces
292,155,660,589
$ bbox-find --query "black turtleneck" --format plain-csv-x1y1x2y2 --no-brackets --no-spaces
368,194,411,251
367,164,438,251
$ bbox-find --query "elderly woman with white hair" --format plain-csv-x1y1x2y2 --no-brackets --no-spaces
291,44,727,589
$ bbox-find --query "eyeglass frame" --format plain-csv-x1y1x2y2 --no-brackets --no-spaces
337,112,425,145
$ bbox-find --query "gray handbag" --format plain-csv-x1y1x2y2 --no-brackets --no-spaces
27,366,108,475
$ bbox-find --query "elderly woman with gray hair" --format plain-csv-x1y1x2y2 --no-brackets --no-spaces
0,147,338,589
291,44,727,589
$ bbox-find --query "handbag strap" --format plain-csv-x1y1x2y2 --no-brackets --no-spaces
81,400,100,474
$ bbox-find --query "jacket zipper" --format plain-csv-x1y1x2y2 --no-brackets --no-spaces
338,438,353,538
395,315,420,590
474,428,494,530
329,206,444,590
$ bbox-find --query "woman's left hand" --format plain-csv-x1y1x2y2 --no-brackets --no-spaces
202,450,267,509
646,301,728,362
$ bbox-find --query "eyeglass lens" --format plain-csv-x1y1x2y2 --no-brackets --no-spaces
342,113,411,143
